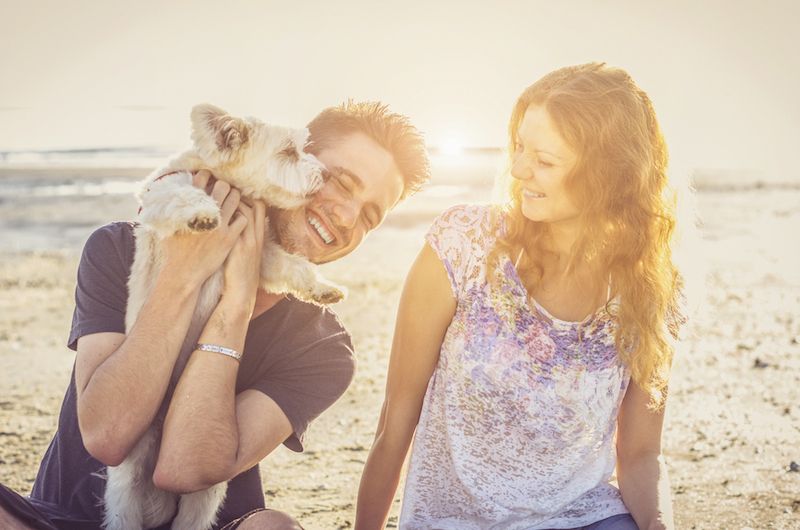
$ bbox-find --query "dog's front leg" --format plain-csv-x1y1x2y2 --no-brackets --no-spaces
137,171,221,238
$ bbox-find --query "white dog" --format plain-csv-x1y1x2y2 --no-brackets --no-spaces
102,104,345,530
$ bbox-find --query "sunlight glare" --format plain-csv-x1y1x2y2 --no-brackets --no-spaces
441,137,464,157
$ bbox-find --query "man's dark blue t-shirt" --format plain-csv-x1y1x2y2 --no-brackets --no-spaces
27,222,355,528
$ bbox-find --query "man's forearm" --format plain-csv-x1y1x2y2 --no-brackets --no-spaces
618,452,674,530
78,268,200,464
154,297,249,492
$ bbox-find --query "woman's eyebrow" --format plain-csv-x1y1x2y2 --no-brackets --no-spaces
536,149,563,160
516,137,564,160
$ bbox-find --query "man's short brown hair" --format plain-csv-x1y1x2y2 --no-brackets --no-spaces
306,100,430,200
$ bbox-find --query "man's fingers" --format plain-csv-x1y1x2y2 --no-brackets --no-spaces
236,202,254,225
236,203,259,246
210,180,232,207
219,187,241,224
192,169,213,190
253,200,267,247
229,210,249,236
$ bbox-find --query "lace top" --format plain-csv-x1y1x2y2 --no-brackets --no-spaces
399,204,631,530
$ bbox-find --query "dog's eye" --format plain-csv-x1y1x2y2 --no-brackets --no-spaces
279,142,301,161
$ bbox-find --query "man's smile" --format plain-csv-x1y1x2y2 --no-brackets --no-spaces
306,209,337,246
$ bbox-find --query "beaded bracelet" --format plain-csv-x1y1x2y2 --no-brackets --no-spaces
195,343,242,362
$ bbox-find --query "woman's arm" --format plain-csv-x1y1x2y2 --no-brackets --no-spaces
616,380,674,530
354,243,457,530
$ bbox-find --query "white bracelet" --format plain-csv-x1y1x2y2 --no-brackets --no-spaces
195,343,242,362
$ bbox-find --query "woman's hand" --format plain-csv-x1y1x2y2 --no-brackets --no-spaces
159,170,247,289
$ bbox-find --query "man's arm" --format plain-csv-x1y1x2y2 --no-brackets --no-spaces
76,274,198,466
153,199,296,492
76,176,246,465
152,293,294,492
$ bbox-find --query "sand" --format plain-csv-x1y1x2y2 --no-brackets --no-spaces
0,163,798,529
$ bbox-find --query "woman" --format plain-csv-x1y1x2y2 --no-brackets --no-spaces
356,63,684,530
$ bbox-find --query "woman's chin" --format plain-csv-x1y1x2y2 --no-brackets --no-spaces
520,206,547,223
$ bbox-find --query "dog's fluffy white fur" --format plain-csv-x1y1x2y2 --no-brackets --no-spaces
102,104,345,530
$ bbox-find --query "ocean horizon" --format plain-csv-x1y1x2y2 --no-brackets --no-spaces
0,145,796,192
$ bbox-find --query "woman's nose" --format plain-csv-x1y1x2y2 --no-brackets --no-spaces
510,156,533,180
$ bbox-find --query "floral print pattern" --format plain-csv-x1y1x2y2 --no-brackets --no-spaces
399,205,631,530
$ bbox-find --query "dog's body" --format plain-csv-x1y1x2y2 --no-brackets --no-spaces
102,104,345,530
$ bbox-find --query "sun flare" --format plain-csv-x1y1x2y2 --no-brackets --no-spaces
440,137,464,157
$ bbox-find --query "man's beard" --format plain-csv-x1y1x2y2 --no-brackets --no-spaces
268,207,303,256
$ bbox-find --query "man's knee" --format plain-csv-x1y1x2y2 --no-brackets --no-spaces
234,509,304,530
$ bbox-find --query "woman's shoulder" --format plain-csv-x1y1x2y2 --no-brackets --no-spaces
425,204,502,290
430,203,499,237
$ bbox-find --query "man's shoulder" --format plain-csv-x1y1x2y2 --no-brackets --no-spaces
281,296,350,337
257,296,353,361
83,221,137,256
75,222,138,288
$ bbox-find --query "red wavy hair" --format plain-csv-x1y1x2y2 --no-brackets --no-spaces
490,63,683,408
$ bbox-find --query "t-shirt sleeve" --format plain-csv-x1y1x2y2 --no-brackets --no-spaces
249,324,355,452
67,223,133,350
424,204,491,299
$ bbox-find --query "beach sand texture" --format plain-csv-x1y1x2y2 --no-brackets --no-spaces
0,156,798,529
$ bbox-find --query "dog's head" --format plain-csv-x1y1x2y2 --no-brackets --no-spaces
190,103,314,162
190,104,320,185
190,103,256,163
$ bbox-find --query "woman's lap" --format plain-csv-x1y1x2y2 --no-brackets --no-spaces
543,513,638,530
579,513,638,530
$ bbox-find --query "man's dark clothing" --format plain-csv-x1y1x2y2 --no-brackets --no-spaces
5,222,355,528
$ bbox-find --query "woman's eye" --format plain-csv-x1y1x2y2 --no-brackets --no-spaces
538,159,553,168
514,142,524,153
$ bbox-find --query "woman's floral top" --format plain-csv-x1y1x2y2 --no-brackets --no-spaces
399,204,631,530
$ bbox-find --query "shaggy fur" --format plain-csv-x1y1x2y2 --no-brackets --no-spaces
102,104,345,530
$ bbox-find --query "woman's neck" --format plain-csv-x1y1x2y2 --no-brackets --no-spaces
543,218,582,264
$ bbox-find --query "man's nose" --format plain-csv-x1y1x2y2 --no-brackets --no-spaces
330,198,361,230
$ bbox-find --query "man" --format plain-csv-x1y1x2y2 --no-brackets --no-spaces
0,101,430,529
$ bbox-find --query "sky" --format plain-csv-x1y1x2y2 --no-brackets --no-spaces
1,0,798,180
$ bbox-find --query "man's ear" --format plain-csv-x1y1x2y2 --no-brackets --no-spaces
190,103,251,158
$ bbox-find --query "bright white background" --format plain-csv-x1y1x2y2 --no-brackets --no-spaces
1,0,798,180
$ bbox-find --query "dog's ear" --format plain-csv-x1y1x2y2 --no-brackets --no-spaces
190,104,251,158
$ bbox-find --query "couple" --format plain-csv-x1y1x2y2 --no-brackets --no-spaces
0,63,683,530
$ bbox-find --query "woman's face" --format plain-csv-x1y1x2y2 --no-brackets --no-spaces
511,105,580,227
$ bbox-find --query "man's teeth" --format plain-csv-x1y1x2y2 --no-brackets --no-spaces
308,216,334,245
523,190,546,199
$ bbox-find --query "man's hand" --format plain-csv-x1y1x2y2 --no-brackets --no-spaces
159,170,248,288
220,198,267,320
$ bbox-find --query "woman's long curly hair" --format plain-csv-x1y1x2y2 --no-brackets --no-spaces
490,63,683,408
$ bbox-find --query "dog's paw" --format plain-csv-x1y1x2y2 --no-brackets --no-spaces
309,282,346,305
187,214,219,232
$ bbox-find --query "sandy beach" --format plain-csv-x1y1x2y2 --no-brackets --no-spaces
0,157,798,530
